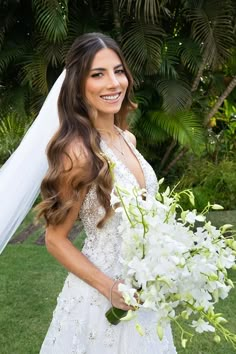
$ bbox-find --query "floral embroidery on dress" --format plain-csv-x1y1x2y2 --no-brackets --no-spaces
103,326,116,347
39,132,177,354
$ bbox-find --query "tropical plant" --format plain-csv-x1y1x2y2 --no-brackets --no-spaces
205,100,236,162
0,0,235,178
0,112,33,165
0,0,94,116
177,157,236,211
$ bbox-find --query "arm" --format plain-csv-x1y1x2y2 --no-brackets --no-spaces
44,143,131,310
45,199,114,298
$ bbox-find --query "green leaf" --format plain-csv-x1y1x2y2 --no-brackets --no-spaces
186,0,234,67
37,38,63,67
0,42,25,73
20,54,48,95
156,79,192,113
0,112,33,164
120,0,161,23
179,39,201,74
33,0,69,42
121,22,165,75
159,38,180,79
137,109,204,149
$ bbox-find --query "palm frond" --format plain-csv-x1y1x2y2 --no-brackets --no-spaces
37,38,63,67
134,89,153,109
159,38,180,79
132,110,169,143
62,1,99,60
33,0,69,42
131,71,147,89
0,112,32,136
29,92,48,116
0,13,17,49
0,112,33,164
179,38,201,74
121,22,165,75
186,0,234,68
120,0,161,23
142,110,204,148
156,79,192,113
225,48,236,76
0,42,25,73
20,54,48,95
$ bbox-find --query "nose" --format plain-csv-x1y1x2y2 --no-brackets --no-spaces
107,73,119,88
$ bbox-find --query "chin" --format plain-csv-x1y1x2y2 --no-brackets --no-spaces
103,107,122,115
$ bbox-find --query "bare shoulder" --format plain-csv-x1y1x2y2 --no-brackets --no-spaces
124,130,137,147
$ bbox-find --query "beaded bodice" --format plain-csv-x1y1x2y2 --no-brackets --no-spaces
40,133,177,354
80,132,158,278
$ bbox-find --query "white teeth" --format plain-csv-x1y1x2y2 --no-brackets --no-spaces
101,94,120,101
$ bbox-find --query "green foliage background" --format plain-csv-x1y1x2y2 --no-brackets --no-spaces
0,2,236,351
0,0,236,187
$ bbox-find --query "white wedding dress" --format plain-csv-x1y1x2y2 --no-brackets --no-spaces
40,132,177,354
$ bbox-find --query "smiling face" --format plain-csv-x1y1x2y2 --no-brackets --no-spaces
85,48,129,121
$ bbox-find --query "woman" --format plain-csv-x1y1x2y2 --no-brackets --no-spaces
37,33,177,353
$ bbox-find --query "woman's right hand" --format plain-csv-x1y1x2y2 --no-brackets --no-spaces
109,280,134,311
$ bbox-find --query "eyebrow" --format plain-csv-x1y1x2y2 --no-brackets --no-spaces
90,64,123,72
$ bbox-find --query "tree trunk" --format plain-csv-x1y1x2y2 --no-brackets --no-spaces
203,76,236,127
159,139,176,170
162,146,189,176
166,75,236,168
191,52,208,92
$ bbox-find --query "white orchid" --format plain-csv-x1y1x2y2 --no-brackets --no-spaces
118,283,138,307
106,183,236,349
191,319,215,333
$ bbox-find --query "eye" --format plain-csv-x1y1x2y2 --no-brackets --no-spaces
115,69,125,75
91,72,103,78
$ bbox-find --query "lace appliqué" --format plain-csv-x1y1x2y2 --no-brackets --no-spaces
40,132,178,354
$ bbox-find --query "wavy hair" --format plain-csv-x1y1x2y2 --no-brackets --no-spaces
37,32,136,227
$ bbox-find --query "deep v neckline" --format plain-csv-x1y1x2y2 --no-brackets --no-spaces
100,128,147,190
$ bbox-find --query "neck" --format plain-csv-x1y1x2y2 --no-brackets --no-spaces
95,116,117,139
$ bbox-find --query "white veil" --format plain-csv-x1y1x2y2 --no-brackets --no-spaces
0,70,66,253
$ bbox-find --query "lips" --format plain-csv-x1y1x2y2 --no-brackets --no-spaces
100,93,121,101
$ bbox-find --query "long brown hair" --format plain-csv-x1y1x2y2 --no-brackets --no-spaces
37,32,136,227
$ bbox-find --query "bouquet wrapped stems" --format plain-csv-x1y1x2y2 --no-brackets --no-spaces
105,307,127,325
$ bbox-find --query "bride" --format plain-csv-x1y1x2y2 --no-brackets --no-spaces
1,32,177,353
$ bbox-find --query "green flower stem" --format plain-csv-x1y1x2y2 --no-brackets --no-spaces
115,185,134,226
170,316,194,346
134,192,149,259
185,302,236,349
105,307,128,325
201,310,236,348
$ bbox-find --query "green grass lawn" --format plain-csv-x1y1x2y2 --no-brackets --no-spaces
0,211,235,354
0,244,67,354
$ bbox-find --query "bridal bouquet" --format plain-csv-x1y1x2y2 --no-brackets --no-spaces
105,178,236,348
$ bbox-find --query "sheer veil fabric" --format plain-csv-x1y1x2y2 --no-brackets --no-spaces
0,70,65,253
